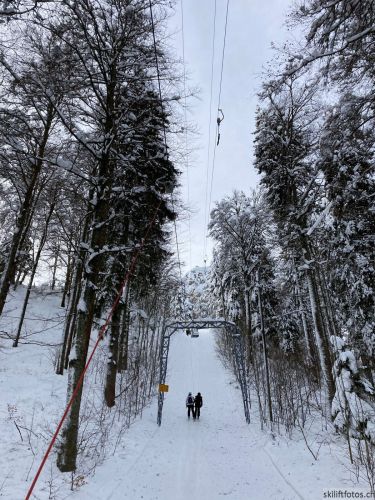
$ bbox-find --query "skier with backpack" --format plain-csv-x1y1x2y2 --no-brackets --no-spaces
186,392,195,419
194,392,203,419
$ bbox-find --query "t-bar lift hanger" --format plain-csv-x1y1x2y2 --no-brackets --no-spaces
216,108,224,145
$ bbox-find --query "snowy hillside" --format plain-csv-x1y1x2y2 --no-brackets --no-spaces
0,288,369,499
0,288,68,499
0,288,162,499
73,329,366,500
0,0,374,498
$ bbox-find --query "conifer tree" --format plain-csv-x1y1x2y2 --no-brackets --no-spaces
319,93,375,376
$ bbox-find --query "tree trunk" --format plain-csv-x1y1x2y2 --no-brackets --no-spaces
64,276,82,370
0,104,54,316
51,242,60,290
104,304,122,407
244,287,253,364
294,263,314,363
13,181,45,291
56,279,97,472
316,265,338,339
57,147,113,471
118,286,130,372
57,221,89,374
0,188,37,314
257,270,273,423
305,269,335,403
13,201,56,347
61,243,72,308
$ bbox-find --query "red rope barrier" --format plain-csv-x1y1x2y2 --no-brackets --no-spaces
25,202,161,499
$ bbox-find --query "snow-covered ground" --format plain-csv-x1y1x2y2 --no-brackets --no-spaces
71,330,364,500
0,288,67,499
0,289,368,499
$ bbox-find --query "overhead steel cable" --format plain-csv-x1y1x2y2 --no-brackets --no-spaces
149,0,188,321
217,0,230,112
148,0,184,288
205,0,230,264
203,0,217,266
180,0,192,269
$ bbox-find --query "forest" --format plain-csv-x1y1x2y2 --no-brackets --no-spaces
0,0,374,498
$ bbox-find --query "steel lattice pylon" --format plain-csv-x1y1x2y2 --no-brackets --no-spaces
157,319,251,426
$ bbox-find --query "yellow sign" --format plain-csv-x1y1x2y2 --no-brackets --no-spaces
159,384,169,393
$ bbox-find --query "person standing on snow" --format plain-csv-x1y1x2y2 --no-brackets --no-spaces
186,392,195,419
194,392,203,419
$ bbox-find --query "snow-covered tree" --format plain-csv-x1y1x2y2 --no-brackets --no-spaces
0,25,74,315
209,190,271,359
288,0,375,99
254,77,335,403
183,266,213,319
331,336,375,442
319,94,375,377
51,0,180,472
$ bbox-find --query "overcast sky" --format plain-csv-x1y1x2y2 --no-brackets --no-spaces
168,0,291,271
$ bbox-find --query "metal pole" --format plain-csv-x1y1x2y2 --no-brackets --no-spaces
157,331,170,426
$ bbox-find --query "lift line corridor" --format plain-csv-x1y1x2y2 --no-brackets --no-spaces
157,319,251,426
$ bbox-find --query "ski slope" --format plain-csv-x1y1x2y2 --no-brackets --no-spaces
73,330,357,500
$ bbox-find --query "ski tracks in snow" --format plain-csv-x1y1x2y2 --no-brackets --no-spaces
106,426,159,500
73,330,346,500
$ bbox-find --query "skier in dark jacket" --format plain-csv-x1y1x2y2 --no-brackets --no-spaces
186,392,195,419
194,392,203,419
